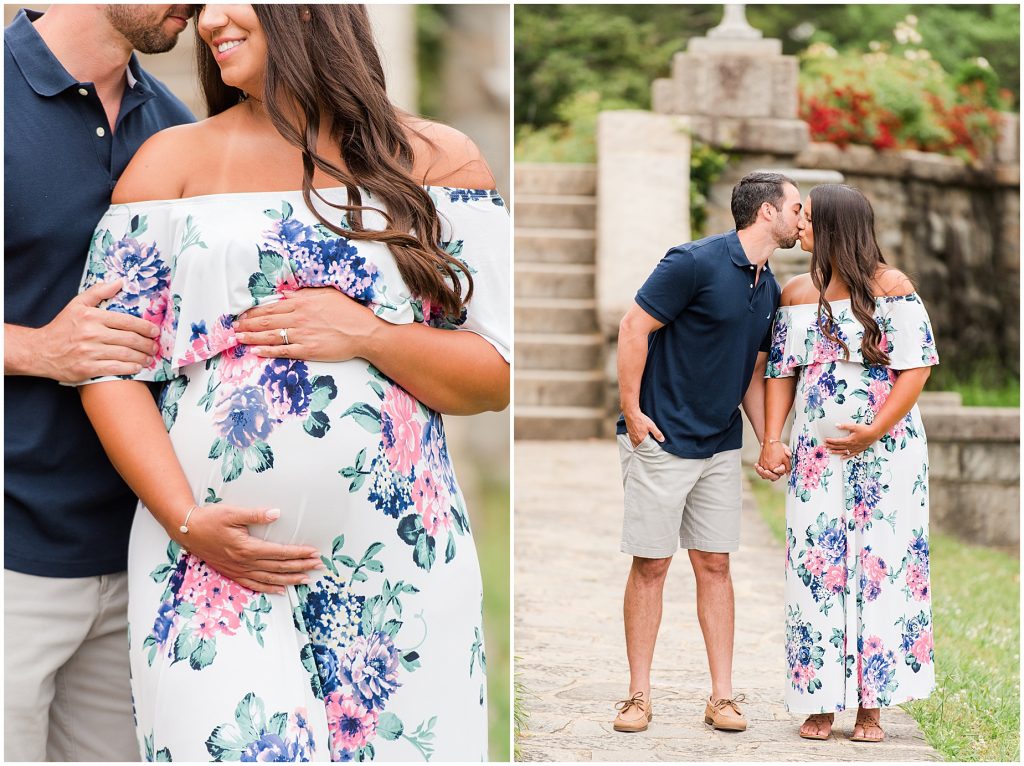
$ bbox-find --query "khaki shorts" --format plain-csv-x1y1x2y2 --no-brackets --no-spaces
618,434,742,557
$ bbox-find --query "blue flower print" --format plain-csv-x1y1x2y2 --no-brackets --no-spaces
340,630,402,710
240,732,297,762
260,359,314,418
104,237,170,311
191,320,208,341
817,526,847,565
215,386,276,449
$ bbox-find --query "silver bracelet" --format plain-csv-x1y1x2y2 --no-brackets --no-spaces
179,504,200,534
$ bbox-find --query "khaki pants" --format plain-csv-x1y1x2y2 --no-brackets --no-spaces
4,569,138,762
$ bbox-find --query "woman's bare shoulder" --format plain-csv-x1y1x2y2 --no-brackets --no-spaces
780,273,817,306
111,111,239,204
873,267,915,297
404,117,496,190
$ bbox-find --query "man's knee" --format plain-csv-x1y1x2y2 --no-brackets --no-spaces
689,550,731,580
631,555,672,585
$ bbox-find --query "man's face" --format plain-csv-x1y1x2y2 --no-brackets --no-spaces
770,183,803,250
105,5,193,55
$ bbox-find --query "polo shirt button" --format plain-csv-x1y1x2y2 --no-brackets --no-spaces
96,127,105,137
749,283,753,288
78,87,88,96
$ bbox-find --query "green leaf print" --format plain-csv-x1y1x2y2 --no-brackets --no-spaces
222,446,244,482
161,377,188,431
377,712,404,741
247,272,275,300
205,723,247,761
403,716,437,761
235,692,266,743
309,376,338,411
205,488,223,504
342,402,382,433
258,248,284,278
397,514,422,545
263,208,281,220
209,438,227,460
413,532,436,571
267,711,288,738
243,441,274,473
190,637,218,670
128,213,148,238
172,631,196,665
281,201,293,219
302,410,331,438
445,532,456,563
400,650,421,672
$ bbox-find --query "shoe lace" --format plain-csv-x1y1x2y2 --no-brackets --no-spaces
711,693,746,715
614,691,648,714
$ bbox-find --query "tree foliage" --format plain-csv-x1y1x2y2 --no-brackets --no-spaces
515,4,1019,131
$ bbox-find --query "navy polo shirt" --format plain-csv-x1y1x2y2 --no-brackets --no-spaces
616,230,781,458
4,9,194,577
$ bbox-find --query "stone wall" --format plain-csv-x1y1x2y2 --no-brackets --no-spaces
922,404,1019,549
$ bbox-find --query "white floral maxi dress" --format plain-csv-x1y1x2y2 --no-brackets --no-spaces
77,187,509,761
766,295,939,714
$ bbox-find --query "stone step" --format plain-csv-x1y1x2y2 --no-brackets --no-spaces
515,298,598,334
516,194,596,230
515,262,595,300
515,228,596,265
514,405,607,440
515,332,604,371
516,369,606,408
514,163,597,196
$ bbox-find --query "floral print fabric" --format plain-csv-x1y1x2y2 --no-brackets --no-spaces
769,295,938,713
79,187,508,761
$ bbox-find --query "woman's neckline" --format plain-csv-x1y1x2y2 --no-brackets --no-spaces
782,293,919,309
110,185,503,208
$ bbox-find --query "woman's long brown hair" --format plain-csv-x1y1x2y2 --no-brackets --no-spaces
807,184,898,366
195,4,473,316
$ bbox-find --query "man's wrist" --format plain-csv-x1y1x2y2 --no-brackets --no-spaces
5,324,48,377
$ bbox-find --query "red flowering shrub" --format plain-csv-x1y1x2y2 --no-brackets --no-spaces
799,46,1008,161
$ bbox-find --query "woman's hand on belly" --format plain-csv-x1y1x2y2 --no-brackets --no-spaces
234,288,375,362
825,422,881,459
177,504,323,594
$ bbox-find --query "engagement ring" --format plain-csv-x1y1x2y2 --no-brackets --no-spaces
280,328,290,345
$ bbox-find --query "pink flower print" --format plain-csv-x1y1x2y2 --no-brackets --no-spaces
863,635,884,656
804,364,823,388
805,549,827,576
824,565,846,594
867,379,891,413
906,563,930,601
912,630,934,665
791,664,810,692
412,469,453,537
325,692,378,757
854,502,872,529
219,342,262,385
860,686,878,708
381,386,423,475
861,552,887,583
275,273,299,295
811,445,830,466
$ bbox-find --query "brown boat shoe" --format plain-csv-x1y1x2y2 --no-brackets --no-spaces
613,691,653,732
704,693,748,731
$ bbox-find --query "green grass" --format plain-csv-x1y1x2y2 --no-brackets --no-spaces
746,469,1021,761
476,474,511,761
927,369,1020,407
514,662,530,761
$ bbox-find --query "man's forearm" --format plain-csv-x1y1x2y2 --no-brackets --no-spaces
616,328,649,416
741,377,767,445
4,323,45,377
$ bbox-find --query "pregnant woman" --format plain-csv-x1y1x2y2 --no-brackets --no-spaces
758,184,937,742
76,5,508,761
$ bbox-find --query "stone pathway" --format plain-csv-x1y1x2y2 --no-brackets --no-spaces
514,440,941,762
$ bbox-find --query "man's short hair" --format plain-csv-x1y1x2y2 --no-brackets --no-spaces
731,172,798,230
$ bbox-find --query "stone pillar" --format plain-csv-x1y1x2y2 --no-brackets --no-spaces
367,4,417,114
594,111,692,339
652,4,809,156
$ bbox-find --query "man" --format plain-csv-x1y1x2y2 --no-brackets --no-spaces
612,172,802,733
4,6,193,761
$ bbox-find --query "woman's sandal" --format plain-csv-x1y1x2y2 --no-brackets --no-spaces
799,713,834,740
849,710,885,742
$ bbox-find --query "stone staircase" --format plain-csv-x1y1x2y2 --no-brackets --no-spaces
515,164,607,439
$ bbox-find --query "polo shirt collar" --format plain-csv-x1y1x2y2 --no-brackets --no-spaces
7,9,153,99
726,229,772,274
6,9,77,97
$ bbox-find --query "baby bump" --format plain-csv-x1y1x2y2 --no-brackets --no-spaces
160,354,457,550
797,360,876,441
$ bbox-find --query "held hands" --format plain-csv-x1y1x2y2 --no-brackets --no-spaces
624,410,664,449
234,288,379,362
825,423,880,458
37,279,160,382
755,440,792,482
169,504,322,594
